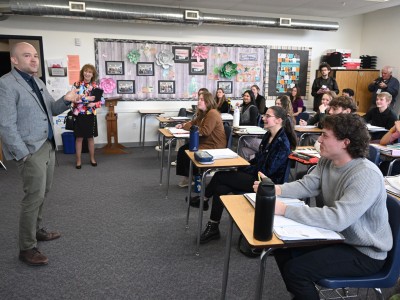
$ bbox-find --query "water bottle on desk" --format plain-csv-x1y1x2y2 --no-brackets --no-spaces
253,177,276,241
233,106,240,127
189,125,199,151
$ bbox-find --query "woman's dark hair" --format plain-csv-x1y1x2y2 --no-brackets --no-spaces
198,87,209,96
242,90,256,105
269,106,297,150
323,114,370,158
342,88,355,97
251,84,260,92
79,64,97,82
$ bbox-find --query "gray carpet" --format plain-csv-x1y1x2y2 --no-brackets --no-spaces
0,148,396,299
0,148,290,300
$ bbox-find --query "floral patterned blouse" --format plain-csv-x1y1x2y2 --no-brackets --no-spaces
72,81,104,116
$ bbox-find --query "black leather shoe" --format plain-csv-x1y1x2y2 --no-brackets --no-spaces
36,228,61,241
76,165,81,169
186,196,209,211
200,221,220,244
19,247,48,266
90,161,97,167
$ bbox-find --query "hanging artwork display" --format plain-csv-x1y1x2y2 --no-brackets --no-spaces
95,38,310,100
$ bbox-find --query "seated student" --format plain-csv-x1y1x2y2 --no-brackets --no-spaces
342,88,354,99
254,113,392,300
299,91,336,128
363,92,397,141
251,84,267,115
214,88,230,113
197,106,297,243
275,95,296,127
175,91,226,187
290,85,305,118
237,89,259,126
379,120,400,175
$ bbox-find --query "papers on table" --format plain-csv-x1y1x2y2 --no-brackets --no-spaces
169,116,190,120
385,175,400,197
233,126,266,135
221,113,233,121
371,143,400,156
295,125,317,129
294,148,321,158
367,124,388,132
244,193,343,241
203,148,238,160
168,128,190,138
244,193,305,208
273,217,344,241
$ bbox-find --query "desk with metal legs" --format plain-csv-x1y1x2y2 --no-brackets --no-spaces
185,151,249,255
295,126,323,146
138,110,164,150
220,195,343,300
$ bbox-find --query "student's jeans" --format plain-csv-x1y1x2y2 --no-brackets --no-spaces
274,244,385,300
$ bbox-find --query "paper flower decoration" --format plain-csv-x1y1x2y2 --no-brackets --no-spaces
139,43,153,59
219,61,239,79
127,50,140,64
99,78,116,94
156,50,174,69
192,45,210,63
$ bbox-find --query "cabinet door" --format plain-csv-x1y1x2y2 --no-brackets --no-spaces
334,70,358,96
356,70,380,113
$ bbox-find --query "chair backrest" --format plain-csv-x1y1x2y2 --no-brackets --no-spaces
379,194,400,287
367,145,381,166
257,114,264,128
283,160,291,183
224,123,233,149
178,108,187,117
295,112,309,125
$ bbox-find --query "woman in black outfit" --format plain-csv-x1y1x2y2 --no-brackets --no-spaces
251,84,266,114
214,88,230,113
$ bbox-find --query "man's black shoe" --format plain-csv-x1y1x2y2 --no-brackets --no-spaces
186,196,209,211
200,221,220,244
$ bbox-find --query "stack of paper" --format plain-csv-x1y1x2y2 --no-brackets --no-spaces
295,125,317,129
168,128,190,137
170,116,189,120
221,113,233,121
367,124,388,132
273,216,344,241
244,193,305,208
385,175,400,197
294,148,321,158
371,143,400,156
204,148,238,159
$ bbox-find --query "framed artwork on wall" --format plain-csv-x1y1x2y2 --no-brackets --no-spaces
105,61,124,75
217,81,233,94
137,62,154,76
158,80,175,94
172,46,191,63
189,59,207,75
117,80,135,94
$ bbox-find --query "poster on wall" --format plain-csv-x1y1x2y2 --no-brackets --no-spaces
268,49,310,97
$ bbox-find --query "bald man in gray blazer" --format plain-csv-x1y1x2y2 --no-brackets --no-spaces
0,42,80,266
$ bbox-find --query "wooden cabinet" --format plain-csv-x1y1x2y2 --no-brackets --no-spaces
315,69,380,113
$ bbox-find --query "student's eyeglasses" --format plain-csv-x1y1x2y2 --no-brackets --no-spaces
263,114,276,118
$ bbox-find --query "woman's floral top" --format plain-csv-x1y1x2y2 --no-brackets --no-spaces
72,81,104,116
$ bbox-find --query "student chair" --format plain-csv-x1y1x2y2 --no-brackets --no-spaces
224,123,233,149
317,194,400,300
177,107,187,117
295,111,309,125
367,144,381,166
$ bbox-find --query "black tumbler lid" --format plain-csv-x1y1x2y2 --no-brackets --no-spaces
257,177,275,197
191,125,198,131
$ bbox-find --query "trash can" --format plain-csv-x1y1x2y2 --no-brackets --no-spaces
61,132,76,154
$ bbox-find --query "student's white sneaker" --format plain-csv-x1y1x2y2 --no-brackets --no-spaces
178,177,189,188
155,146,162,152
171,160,177,166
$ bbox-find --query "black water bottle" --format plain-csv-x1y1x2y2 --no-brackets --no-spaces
253,177,276,241
189,125,199,151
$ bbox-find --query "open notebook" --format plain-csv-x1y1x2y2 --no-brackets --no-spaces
244,193,344,241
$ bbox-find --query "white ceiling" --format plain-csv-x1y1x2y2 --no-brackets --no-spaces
101,0,400,18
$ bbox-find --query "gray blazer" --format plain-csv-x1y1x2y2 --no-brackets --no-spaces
0,68,69,161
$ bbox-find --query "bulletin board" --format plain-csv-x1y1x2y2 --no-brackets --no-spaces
94,38,311,101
